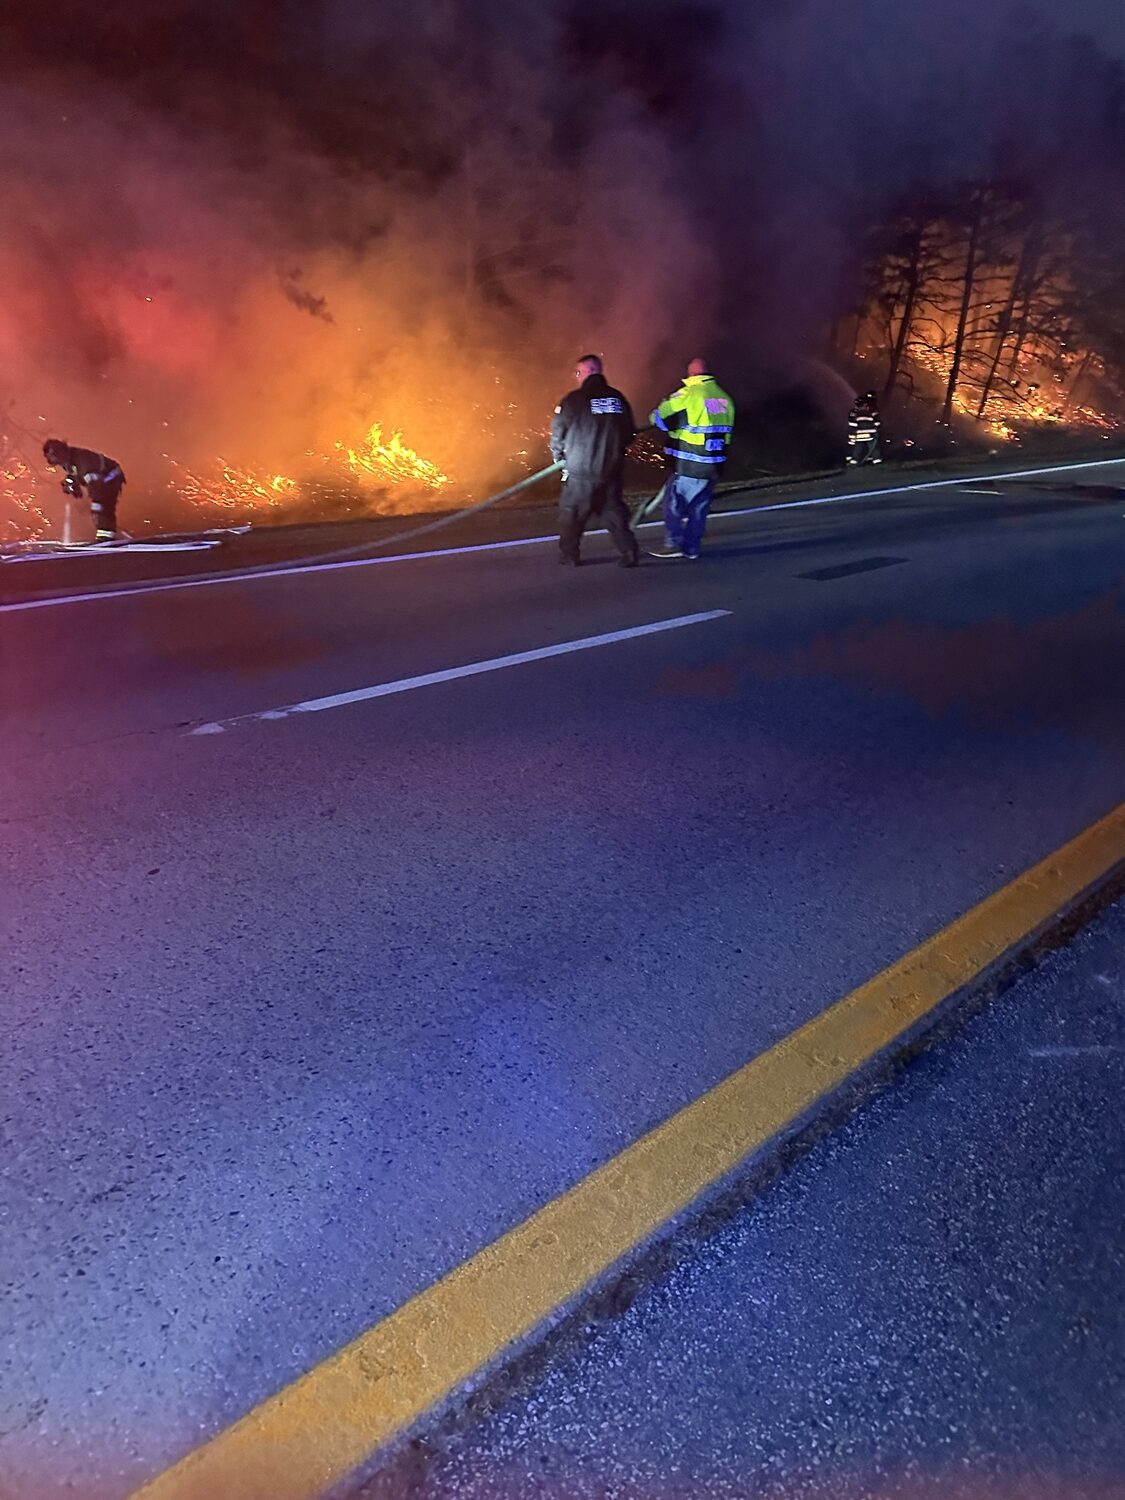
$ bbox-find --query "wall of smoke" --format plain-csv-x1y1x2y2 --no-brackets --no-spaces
2,0,1123,528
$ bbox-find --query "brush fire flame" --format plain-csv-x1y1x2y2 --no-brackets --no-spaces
169,460,297,511
1,455,51,540
170,421,448,518
0,414,453,542
339,422,449,492
907,341,1118,441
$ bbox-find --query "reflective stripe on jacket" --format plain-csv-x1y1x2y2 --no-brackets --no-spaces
650,375,735,479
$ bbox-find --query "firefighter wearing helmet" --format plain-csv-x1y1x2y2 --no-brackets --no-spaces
846,391,883,466
43,439,127,540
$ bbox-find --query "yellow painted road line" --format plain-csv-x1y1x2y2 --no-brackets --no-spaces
134,800,1125,1500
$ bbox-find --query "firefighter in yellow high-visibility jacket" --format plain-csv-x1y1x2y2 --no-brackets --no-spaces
648,358,735,559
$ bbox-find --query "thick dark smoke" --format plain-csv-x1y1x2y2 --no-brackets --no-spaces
2,0,1123,530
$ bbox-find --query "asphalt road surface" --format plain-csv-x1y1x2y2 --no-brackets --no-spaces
413,895,1125,1500
3,461,1125,1498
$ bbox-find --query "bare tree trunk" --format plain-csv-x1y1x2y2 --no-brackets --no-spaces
883,224,924,401
849,311,863,358
941,192,985,426
1068,348,1095,408
975,225,1037,418
1005,239,1044,379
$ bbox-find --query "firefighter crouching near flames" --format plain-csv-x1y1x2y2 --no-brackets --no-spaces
648,358,735,559
43,439,126,540
550,354,640,567
846,390,883,466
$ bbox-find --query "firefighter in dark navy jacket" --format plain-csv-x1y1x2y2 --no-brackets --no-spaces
549,354,639,568
43,438,127,539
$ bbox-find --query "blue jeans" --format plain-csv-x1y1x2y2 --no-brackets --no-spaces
663,474,715,557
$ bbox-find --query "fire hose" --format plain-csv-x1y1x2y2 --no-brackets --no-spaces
631,479,667,529
177,458,567,584
178,423,662,584
5,429,666,582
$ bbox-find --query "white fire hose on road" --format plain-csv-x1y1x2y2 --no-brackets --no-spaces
178,458,567,585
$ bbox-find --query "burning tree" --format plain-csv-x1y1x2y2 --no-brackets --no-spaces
842,179,1125,444
827,17,1125,448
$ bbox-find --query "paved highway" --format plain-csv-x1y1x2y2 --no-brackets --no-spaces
2,462,1124,1498
415,895,1125,1500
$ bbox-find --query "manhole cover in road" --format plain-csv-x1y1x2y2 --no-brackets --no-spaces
798,555,908,581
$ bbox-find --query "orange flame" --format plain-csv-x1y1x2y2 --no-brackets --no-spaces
338,422,449,492
1,453,52,541
168,420,448,521
170,459,297,511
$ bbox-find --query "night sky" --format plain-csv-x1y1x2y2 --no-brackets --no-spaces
1040,0,1125,53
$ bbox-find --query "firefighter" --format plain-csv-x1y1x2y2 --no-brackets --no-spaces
846,390,882,465
43,439,126,539
550,354,639,567
648,358,735,559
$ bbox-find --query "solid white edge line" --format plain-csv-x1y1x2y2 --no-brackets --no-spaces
190,610,732,735
5,455,1124,615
